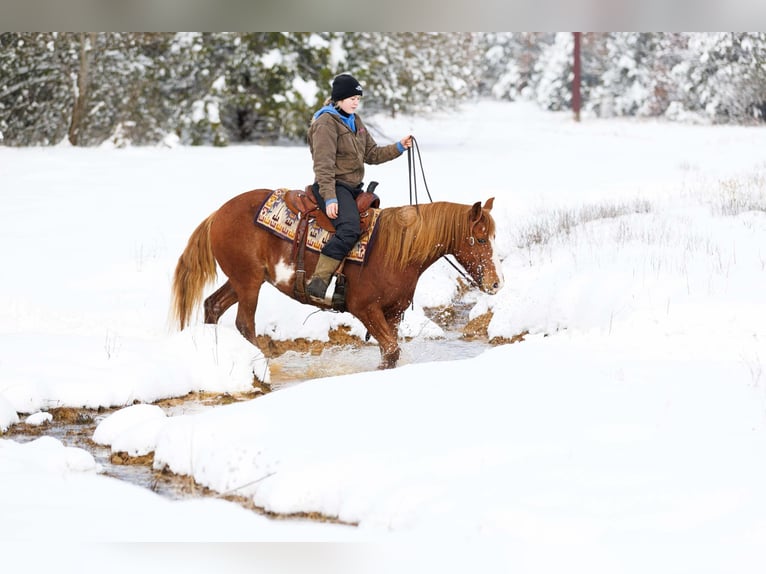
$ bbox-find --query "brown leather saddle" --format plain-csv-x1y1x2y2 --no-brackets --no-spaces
284,184,380,233
287,183,380,310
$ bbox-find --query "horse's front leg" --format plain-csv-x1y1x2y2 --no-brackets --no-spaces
360,307,401,369
379,343,401,370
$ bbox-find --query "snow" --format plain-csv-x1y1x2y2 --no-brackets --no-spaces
2,100,766,572
24,411,52,426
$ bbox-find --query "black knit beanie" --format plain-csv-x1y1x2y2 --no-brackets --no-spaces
331,74,363,102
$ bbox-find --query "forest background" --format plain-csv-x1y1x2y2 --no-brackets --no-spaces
2,32,765,148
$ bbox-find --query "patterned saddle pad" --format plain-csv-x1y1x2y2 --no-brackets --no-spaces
255,188,381,264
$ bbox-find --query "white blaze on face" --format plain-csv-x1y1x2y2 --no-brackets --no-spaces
273,258,295,286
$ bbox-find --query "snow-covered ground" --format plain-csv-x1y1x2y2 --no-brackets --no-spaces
2,100,766,572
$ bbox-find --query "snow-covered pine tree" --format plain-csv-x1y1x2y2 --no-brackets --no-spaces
0,33,77,145
341,32,479,117
681,32,766,123
479,32,555,101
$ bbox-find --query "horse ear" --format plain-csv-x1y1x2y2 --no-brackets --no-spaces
470,201,483,222
483,197,495,211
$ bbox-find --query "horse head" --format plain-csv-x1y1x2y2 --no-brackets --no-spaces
454,197,504,294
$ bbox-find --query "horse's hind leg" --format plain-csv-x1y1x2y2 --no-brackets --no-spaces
233,282,262,347
204,280,238,324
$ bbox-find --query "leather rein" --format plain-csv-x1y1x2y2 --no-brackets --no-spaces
406,136,480,289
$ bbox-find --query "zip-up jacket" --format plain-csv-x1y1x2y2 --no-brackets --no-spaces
307,105,403,204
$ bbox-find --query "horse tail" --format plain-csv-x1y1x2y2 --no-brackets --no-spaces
171,212,217,330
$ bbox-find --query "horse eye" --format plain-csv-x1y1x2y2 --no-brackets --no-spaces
477,238,487,244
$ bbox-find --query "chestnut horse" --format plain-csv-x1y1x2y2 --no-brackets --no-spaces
171,189,504,370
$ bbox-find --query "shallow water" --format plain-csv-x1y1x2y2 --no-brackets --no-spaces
267,332,490,391
9,333,492,503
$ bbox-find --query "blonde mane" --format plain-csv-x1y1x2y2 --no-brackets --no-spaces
373,202,493,271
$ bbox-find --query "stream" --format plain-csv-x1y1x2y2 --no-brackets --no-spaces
6,330,493,503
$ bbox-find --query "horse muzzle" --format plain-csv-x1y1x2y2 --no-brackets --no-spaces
480,268,504,295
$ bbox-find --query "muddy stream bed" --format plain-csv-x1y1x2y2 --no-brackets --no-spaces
6,307,520,515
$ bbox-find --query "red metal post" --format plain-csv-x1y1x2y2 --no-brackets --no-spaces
573,32,582,122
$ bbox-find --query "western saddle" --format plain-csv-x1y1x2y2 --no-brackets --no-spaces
285,183,380,310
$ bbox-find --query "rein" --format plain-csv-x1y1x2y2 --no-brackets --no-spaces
407,136,434,206
407,137,479,289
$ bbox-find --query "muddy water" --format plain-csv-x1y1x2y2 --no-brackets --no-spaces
7,331,493,503
267,332,490,391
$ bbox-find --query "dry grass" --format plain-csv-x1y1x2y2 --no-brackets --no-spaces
110,451,154,465
516,198,653,250
713,172,766,216
255,325,365,358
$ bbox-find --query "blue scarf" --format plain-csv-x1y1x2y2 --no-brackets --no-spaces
313,104,356,133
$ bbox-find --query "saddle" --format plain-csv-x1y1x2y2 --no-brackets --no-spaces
289,182,381,311
284,183,380,234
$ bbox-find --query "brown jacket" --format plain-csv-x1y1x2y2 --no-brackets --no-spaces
307,110,402,202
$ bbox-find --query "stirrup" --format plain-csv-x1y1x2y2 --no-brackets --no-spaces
331,274,347,312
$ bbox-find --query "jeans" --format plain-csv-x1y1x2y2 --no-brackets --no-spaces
312,182,362,260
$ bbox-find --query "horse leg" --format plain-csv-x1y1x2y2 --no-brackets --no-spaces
380,308,409,368
361,307,401,369
203,280,238,324
233,282,261,347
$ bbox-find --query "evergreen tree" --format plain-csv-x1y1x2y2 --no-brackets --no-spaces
589,33,688,118
681,32,766,123
480,32,555,101
80,33,178,146
532,32,574,112
342,32,479,117
3,32,766,147
0,33,78,145
216,32,334,143
163,32,238,146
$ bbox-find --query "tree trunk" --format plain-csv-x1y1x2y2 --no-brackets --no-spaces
572,32,581,122
68,33,94,146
